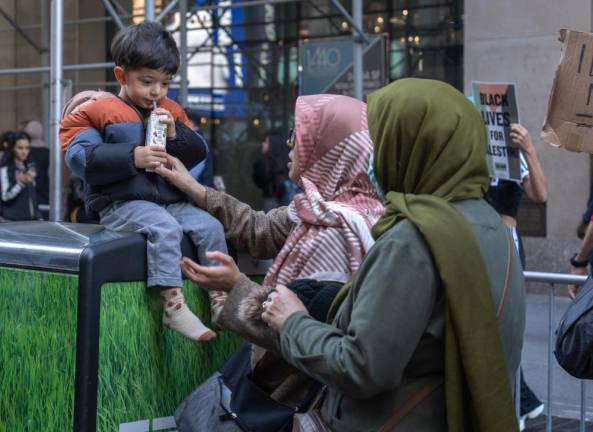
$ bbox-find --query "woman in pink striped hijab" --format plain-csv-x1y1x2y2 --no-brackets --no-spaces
264,94,384,288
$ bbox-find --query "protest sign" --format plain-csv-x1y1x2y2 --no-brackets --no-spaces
541,29,593,153
472,82,521,181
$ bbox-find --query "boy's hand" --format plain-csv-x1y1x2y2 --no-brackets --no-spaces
134,146,168,170
153,107,176,139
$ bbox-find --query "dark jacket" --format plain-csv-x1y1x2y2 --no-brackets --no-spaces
0,161,39,221
60,96,207,212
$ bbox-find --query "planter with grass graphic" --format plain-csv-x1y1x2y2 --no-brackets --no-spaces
0,222,241,432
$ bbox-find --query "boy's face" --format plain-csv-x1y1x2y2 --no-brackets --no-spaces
114,66,172,109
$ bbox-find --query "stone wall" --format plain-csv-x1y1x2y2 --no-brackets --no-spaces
464,0,592,239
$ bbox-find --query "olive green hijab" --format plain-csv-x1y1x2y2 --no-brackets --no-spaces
368,78,516,431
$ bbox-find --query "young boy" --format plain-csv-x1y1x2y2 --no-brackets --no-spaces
60,22,226,342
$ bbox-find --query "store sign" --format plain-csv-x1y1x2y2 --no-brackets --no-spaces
299,35,386,97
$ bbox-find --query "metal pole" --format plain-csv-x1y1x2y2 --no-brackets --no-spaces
546,285,554,432
64,62,115,72
352,0,363,100
580,380,586,432
156,0,179,22
194,0,299,12
0,62,115,76
515,368,521,420
100,0,125,30
49,0,64,221
329,0,370,44
523,271,588,285
145,0,155,22
41,0,50,149
282,1,291,133
178,0,188,107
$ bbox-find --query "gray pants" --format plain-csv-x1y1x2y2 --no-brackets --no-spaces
100,200,227,287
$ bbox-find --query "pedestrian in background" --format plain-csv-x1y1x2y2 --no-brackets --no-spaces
484,122,547,430
252,130,292,212
0,131,40,221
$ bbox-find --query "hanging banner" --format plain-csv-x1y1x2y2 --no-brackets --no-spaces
472,81,521,181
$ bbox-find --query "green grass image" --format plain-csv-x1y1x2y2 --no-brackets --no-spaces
0,267,242,432
97,281,241,431
0,268,78,432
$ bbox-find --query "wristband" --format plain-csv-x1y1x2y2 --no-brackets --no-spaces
570,253,589,268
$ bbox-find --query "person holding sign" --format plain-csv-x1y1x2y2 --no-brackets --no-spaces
484,122,548,431
486,123,548,251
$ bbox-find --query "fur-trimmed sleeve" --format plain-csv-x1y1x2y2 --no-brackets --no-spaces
214,274,281,354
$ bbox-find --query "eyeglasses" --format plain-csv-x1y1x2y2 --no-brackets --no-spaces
287,128,295,146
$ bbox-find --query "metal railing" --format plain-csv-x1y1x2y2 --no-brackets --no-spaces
523,271,589,432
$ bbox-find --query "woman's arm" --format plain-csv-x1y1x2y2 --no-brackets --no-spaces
510,124,548,203
204,188,292,258
271,224,439,398
0,166,25,202
156,155,294,258
217,274,281,352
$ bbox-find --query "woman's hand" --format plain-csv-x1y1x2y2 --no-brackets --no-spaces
180,251,240,291
16,172,30,184
157,154,207,207
156,153,203,192
261,285,308,332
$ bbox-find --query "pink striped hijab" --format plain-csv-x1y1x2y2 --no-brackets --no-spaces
263,94,385,288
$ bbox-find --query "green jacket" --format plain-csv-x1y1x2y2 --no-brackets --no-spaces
280,199,525,432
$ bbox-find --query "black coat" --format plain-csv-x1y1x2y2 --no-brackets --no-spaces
0,161,39,221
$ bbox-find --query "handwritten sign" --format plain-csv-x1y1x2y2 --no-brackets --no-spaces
472,82,521,181
541,29,593,153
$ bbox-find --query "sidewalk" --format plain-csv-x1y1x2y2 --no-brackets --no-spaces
522,292,593,430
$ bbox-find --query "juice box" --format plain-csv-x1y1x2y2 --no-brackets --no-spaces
145,104,168,172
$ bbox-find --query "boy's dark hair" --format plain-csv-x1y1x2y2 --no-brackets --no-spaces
111,22,179,74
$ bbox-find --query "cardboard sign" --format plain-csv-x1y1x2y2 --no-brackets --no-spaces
472,82,522,181
541,29,593,153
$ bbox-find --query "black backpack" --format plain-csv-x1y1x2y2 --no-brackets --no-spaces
554,276,593,379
